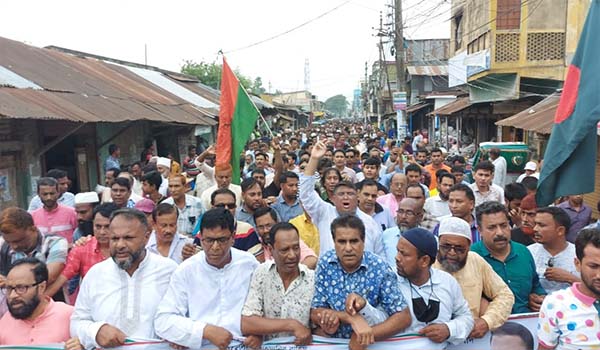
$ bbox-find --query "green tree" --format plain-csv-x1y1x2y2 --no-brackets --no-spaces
324,94,349,118
181,60,265,95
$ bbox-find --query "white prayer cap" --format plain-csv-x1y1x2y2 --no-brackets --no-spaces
438,216,472,242
524,161,537,171
74,192,99,205
157,157,171,169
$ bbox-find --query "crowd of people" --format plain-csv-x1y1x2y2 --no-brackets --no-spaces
0,122,599,350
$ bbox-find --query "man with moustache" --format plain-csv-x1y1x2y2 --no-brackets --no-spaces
511,194,537,246
30,177,78,244
558,194,592,243
528,207,580,293
537,228,600,350
310,215,411,349
357,179,396,232
146,203,193,264
241,223,315,346
70,208,177,349
395,228,474,347
471,201,546,313
300,141,385,257
253,207,317,269
0,258,79,347
433,217,514,338
424,172,455,219
382,198,424,267
72,192,99,242
45,203,119,300
236,178,265,227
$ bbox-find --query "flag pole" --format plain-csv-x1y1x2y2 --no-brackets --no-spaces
239,85,275,138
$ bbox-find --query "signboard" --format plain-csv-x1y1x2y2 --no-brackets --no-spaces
393,91,407,111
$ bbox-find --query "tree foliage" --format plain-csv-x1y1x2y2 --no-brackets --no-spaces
324,94,349,118
181,60,265,95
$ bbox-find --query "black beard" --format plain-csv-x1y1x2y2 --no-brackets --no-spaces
8,294,40,320
77,220,94,236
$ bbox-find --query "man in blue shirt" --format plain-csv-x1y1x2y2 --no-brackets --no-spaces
310,215,411,349
104,144,121,172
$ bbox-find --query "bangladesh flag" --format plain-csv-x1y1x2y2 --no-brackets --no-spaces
215,57,259,184
537,0,600,206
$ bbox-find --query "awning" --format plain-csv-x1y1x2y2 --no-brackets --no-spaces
495,92,560,134
406,102,432,113
428,97,471,116
277,113,294,122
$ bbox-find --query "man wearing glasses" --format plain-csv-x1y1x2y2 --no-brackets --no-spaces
300,141,385,257
0,258,79,348
155,208,260,349
382,198,424,268
433,217,514,339
186,188,263,262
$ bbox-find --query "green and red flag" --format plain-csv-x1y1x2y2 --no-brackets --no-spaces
537,0,600,206
215,57,259,184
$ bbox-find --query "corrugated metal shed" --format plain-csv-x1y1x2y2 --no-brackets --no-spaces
0,36,216,125
428,97,472,116
407,65,448,76
496,92,560,134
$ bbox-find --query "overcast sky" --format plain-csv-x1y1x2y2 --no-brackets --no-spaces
1,0,449,101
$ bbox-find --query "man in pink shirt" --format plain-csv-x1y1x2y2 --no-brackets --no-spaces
376,173,407,214
31,177,77,244
0,257,79,349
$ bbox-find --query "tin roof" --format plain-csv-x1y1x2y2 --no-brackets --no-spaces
407,65,448,76
0,36,216,125
496,92,560,134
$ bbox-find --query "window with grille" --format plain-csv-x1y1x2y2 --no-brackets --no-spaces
495,33,520,62
526,32,565,61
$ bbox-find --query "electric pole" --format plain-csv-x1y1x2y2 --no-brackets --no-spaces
377,12,385,130
394,0,407,139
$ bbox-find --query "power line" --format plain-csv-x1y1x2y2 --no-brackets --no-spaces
224,0,353,54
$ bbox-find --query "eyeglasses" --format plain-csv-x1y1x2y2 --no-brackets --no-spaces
256,224,273,232
439,244,468,255
1,281,41,295
397,209,418,217
201,236,232,246
215,203,237,210
547,257,555,267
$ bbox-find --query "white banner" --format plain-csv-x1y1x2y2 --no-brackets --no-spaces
0,314,539,350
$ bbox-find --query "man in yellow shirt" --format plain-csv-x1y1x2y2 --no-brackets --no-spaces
433,216,514,339
289,207,320,256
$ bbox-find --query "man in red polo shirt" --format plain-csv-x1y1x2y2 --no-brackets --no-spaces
45,203,118,302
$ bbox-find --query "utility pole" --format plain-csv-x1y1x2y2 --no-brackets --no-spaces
364,61,368,126
394,0,407,139
377,12,385,131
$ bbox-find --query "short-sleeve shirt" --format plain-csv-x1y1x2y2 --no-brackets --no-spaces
61,237,107,280
538,283,600,350
311,250,407,338
528,242,580,293
242,261,314,339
